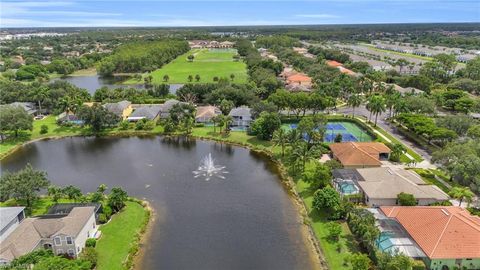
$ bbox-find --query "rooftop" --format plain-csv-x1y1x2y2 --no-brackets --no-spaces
330,142,391,167
0,207,25,232
355,167,449,201
380,206,480,259
0,207,95,262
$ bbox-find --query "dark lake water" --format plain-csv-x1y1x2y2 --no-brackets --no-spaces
53,75,183,95
1,137,317,270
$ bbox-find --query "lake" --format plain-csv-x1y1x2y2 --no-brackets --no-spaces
53,75,183,95
0,137,318,270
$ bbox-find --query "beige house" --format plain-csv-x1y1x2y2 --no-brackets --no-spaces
195,105,221,123
0,207,97,264
333,167,449,206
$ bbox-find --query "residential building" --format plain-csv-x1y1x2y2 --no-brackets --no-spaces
378,206,480,270
127,105,162,122
286,73,312,87
4,102,37,115
103,100,133,120
0,207,25,242
195,105,221,123
333,167,449,206
228,106,252,127
158,99,188,119
0,206,97,265
329,142,391,168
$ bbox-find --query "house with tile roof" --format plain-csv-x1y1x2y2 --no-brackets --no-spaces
379,206,480,270
0,206,97,265
333,167,449,206
286,73,312,87
329,142,391,168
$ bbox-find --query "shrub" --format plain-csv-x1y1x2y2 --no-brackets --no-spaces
398,192,417,206
98,213,108,224
119,120,130,130
326,221,342,241
40,124,49,134
79,247,97,268
85,238,96,248
412,259,426,270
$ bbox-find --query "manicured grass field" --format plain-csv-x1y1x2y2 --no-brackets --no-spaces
0,115,87,157
96,201,148,270
124,49,248,84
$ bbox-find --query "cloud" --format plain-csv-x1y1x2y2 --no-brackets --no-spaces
295,13,340,19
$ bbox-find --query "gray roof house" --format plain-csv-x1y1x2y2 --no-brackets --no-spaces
4,102,37,115
159,99,188,119
0,207,25,243
0,206,97,265
127,105,162,122
228,106,253,127
103,100,132,119
333,167,449,207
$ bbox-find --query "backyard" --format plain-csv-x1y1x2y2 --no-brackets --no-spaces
125,49,248,84
96,201,149,270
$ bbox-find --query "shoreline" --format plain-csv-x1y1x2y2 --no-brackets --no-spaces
1,132,327,269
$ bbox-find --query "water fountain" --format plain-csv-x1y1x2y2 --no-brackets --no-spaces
193,153,228,181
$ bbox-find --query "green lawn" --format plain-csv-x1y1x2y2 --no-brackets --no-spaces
0,197,75,216
96,201,148,270
124,49,248,84
0,115,87,158
294,164,356,270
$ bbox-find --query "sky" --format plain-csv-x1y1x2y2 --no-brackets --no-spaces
0,0,479,28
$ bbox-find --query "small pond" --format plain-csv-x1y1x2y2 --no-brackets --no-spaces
53,74,183,95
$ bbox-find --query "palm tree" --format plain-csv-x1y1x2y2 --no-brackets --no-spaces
367,95,386,126
385,92,400,118
163,74,169,82
449,187,474,207
195,74,201,82
97,184,108,194
390,143,406,161
223,115,233,134
211,115,222,133
32,86,48,114
59,96,73,115
396,58,409,74
230,74,235,81
188,75,193,82
272,128,288,157
290,142,316,171
347,94,363,118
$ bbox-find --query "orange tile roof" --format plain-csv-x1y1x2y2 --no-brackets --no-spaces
326,60,343,67
380,206,480,259
338,66,356,75
286,73,312,83
329,142,390,167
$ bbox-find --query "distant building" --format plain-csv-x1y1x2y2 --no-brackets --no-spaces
0,207,97,265
5,102,37,115
188,40,235,49
0,207,25,243
127,105,162,122
286,73,312,87
329,142,390,168
229,106,253,128
195,105,221,123
158,99,188,119
103,100,133,120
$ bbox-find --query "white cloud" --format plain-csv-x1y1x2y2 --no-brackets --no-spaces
295,13,340,19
